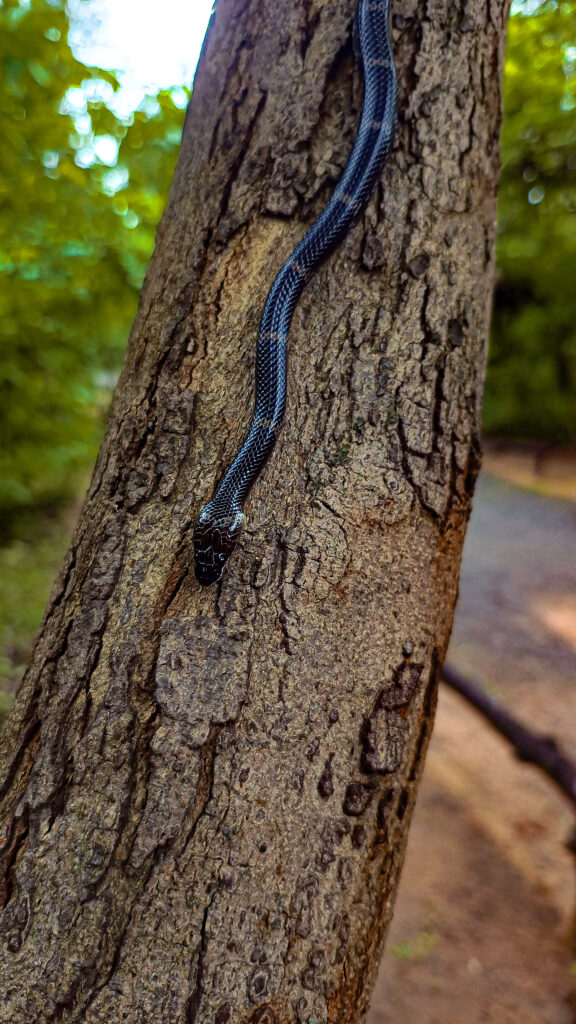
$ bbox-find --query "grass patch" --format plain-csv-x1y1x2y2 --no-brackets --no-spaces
391,931,439,962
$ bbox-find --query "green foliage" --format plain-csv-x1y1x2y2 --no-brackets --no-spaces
486,0,576,441
0,0,187,517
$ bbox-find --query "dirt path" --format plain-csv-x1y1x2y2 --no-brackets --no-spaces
368,472,576,1023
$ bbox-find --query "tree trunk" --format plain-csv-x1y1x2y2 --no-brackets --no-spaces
0,0,509,1020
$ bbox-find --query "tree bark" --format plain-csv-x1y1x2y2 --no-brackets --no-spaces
0,0,509,1020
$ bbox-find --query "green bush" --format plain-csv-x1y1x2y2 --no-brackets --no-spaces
486,0,576,442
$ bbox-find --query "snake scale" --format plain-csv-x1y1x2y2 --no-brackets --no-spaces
193,0,397,586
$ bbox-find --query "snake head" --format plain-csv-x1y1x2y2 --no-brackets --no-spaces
193,504,246,586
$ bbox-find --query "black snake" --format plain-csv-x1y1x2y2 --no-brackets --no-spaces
193,0,397,586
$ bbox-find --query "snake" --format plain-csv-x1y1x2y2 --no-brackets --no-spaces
193,0,397,586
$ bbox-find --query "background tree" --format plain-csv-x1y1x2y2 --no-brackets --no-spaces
0,0,520,1019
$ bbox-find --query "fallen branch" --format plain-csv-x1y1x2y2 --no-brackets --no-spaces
442,664,576,810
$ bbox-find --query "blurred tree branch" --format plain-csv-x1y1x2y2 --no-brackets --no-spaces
443,664,576,809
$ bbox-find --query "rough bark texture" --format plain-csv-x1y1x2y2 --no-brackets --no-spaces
0,0,509,1020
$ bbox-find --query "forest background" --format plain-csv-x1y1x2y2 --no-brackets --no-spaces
0,0,575,700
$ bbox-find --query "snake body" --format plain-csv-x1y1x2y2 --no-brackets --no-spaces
193,0,397,586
